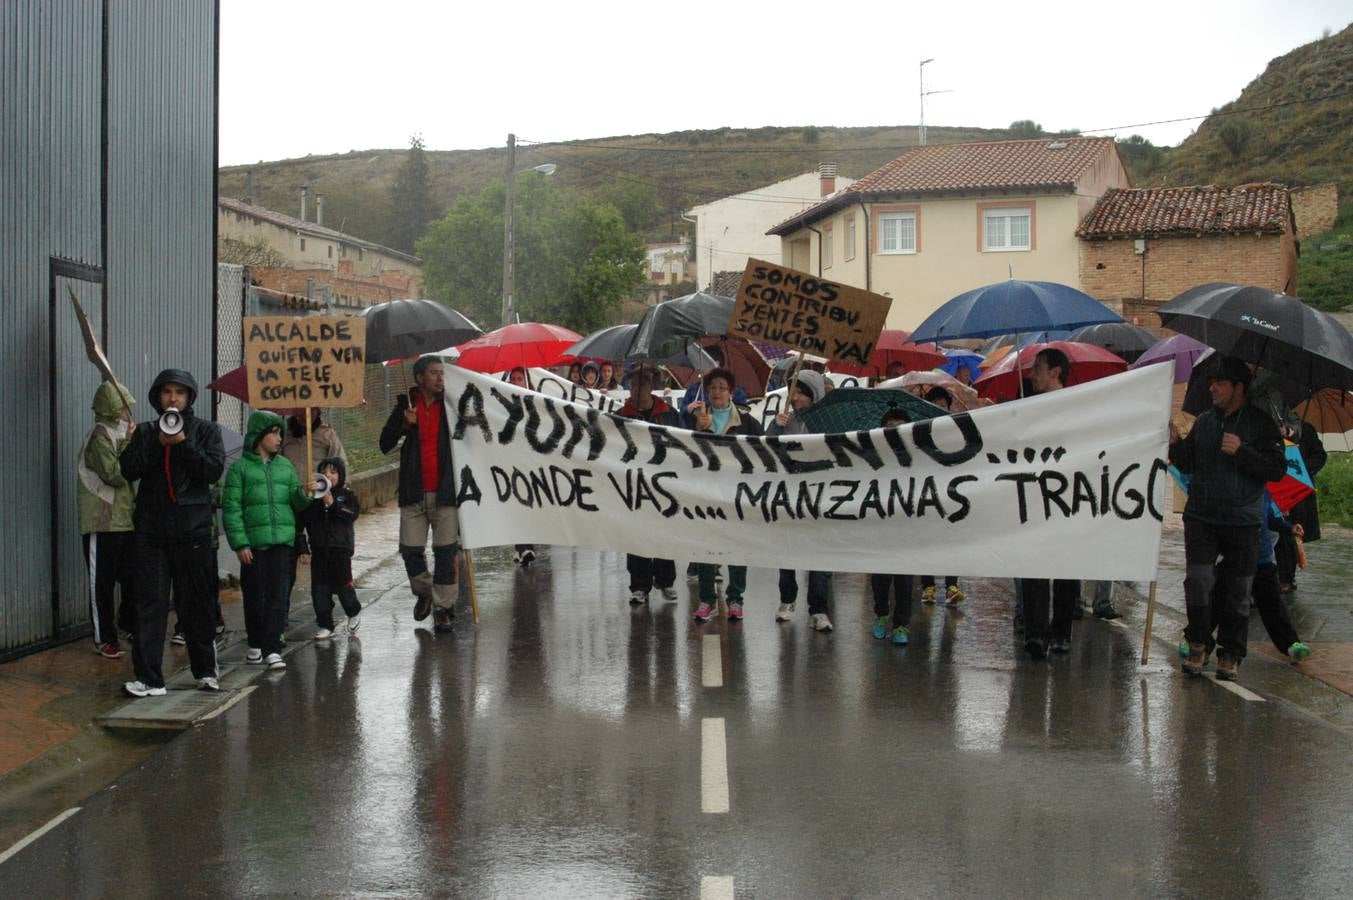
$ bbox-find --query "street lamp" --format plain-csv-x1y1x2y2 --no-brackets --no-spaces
501,133,557,327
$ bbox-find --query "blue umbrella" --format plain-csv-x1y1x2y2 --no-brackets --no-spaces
939,349,983,382
910,280,1123,343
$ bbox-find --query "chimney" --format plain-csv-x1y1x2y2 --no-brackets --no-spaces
819,163,837,197
245,169,254,204
300,185,309,222
316,194,325,227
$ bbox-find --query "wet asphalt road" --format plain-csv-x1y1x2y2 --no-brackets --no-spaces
3,546,1353,898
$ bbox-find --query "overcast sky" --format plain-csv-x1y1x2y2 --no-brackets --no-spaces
219,0,1350,167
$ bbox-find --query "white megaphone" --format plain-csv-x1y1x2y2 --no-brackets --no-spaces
158,409,185,436
312,472,333,499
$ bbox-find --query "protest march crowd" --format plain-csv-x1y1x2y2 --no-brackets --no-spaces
81,332,1321,698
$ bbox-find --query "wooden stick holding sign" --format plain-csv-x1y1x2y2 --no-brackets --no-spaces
68,287,135,425
1140,581,1158,665
728,258,892,366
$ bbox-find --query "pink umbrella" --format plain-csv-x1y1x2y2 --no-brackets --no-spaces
1129,334,1212,383
830,329,946,378
207,366,305,416
454,322,583,373
974,341,1128,402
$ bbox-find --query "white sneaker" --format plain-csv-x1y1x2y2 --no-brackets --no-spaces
810,613,834,632
347,614,361,634
123,680,166,698
266,653,286,671
246,647,263,664
198,676,220,692
776,602,795,622
629,589,648,605
660,586,679,601
315,628,334,641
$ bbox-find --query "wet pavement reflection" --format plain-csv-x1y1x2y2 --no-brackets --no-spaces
3,544,1352,896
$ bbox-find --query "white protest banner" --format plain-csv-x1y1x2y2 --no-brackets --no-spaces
442,361,1173,580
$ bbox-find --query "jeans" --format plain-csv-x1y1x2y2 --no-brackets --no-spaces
1022,578,1077,643
1183,520,1258,660
241,544,293,655
870,574,913,627
698,563,746,604
779,569,830,615
627,555,676,593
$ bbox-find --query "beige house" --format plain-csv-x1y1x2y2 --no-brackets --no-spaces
685,165,856,290
218,196,422,294
768,138,1130,328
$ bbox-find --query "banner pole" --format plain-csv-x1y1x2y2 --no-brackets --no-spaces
1139,581,1158,665
304,408,314,485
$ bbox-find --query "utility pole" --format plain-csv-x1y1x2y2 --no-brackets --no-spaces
501,132,517,327
919,58,952,148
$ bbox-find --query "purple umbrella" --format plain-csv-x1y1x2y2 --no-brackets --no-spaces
1129,334,1211,383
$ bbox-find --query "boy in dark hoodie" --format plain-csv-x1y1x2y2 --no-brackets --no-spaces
296,457,363,638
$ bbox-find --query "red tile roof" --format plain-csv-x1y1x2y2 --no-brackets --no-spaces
1077,184,1292,238
768,137,1118,235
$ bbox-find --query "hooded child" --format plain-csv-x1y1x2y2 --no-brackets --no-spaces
79,381,137,659
296,457,362,638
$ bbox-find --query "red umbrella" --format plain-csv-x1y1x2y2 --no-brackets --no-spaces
664,336,772,399
207,366,305,416
454,322,583,373
974,341,1128,402
830,329,946,378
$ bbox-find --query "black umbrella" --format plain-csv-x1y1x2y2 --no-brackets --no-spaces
800,389,944,434
626,292,734,361
1067,322,1159,363
567,324,718,369
357,298,483,363
1157,283,1353,392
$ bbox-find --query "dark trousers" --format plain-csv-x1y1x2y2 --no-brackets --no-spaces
1022,578,1077,643
241,545,293,655
920,575,957,590
627,555,676,592
779,569,830,615
699,563,746,604
311,548,361,630
131,535,217,687
870,574,913,627
82,531,136,645
1206,561,1297,654
1183,520,1258,660
1274,532,1298,586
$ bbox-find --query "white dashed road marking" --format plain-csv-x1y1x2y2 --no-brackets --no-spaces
0,807,81,867
701,875,735,899
702,718,730,814
1214,679,1266,702
702,634,723,687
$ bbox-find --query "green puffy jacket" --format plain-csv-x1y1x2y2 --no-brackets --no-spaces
78,382,136,534
223,411,311,551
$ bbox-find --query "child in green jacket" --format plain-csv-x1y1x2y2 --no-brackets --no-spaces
223,411,317,671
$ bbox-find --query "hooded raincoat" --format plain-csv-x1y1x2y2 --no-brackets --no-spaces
79,381,136,534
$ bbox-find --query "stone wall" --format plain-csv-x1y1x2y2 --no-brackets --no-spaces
1290,183,1340,237
1079,231,1296,307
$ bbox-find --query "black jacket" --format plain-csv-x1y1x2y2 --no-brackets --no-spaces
379,388,457,507
295,457,359,555
120,368,226,543
1171,401,1286,528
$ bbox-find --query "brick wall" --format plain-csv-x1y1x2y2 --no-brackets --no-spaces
252,266,418,307
1290,183,1340,237
1080,231,1295,307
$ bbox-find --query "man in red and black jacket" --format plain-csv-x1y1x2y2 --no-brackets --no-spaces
618,365,682,605
380,356,460,633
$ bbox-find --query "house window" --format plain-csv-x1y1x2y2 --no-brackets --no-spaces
824,225,833,268
845,216,856,260
300,237,306,251
879,212,917,254
983,207,1032,251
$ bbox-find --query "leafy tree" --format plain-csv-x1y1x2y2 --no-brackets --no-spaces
218,236,285,267
387,135,439,255
1117,134,1164,177
1007,120,1043,138
1216,118,1257,160
597,179,663,234
416,177,646,332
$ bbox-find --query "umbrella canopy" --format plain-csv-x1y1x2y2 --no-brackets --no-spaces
1067,322,1159,363
358,299,482,363
876,370,989,412
562,323,717,370
207,366,305,417
454,322,582,373
627,292,734,360
1130,334,1212,383
910,280,1123,343
974,341,1128,402
1270,441,1316,513
938,348,984,383
664,336,771,400
830,330,947,378
799,388,945,434
1156,283,1353,392
1295,388,1353,452
978,329,1072,354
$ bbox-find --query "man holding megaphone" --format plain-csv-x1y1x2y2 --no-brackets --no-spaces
118,369,226,697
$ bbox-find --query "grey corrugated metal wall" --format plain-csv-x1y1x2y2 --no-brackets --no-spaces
0,0,218,659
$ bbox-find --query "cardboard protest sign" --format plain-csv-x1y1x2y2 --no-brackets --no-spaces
442,363,1173,580
244,316,367,408
729,259,892,365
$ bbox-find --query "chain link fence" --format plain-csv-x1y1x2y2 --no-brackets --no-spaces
329,361,419,474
